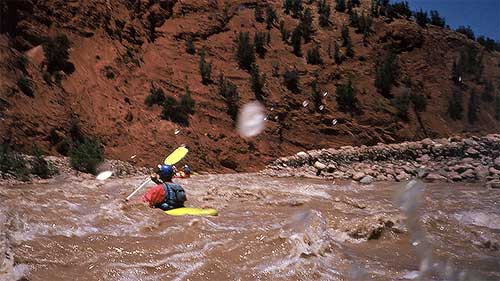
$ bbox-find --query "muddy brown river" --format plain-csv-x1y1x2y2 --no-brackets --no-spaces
1,174,499,280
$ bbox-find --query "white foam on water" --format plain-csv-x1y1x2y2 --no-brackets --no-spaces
454,212,500,230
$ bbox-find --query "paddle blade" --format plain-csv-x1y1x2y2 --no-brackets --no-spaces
164,147,188,165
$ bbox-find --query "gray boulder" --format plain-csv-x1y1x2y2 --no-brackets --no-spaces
360,175,374,184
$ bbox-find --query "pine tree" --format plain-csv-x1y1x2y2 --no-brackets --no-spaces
283,0,292,14
255,4,264,23
236,31,255,70
448,89,463,120
280,20,290,42
250,63,266,100
180,87,196,115
375,50,400,97
341,25,350,46
306,44,323,65
430,10,445,27
334,41,342,64
311,78,323,112
346,0,353,14
218,73,240,121
199,50,212,84
317,0,331,27
301,8,314,43
291,25,303,56
284,69,300,93
254,31,267,58
345,40,354,58
335,0,346,12
467,90,479,124
336,77,359,114
185,37,196,54
265,6,278,29
291,0,303,18
456,26,475,40
371,0,379,17
415,9,429,27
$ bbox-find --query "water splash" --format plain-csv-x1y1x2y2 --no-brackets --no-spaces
237,102,266,138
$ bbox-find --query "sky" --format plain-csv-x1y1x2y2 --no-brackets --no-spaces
392,0,500,40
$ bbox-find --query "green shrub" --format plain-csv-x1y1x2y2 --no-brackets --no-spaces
31,146,56,179
254,31,267,58
386,1,411,19
334,41,342,64
448,89,463,120
43,72,52,85
284,69,300,94
411,93,427,113
103,66,115,79
255,4,264,23
467,90,479,124
335,0,346,12
250,64,266,100
291,25,302,56
477,36,499,52
311,79,323,112
351,12,373,35
0,143,29,180
306,44,323,65
145,85,166,106
180,87,196,115
265,6,278,29
284,0,303,18
414,9,429,27
161,96,190,126
345,40,354,58
454,45,483,82
236,31,255,70
43,34,72,74
430,10,445,27
375,50,400,97
199,50,212,84
456,26,475,40
17,76,34,97
272,61,280,77
336,77,359,114
70,137,104,175
392,91,411,121
341,25,350,46
300,8,313,43
16,55,28,73
280,20,290,42
185,37,196,54
317,0,331,27
217,74,239,121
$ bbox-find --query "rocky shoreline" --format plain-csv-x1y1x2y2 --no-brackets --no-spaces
263,134,500,187
0,156,151,186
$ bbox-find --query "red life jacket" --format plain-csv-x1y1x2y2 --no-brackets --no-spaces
142,184,166,207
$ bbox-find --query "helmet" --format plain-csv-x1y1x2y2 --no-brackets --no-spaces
157,164,174,180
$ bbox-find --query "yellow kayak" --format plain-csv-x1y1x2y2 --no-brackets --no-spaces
164,207,218,216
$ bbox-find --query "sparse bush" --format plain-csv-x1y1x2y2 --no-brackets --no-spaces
335,0,346,12
185,37,196,54
217,74,239,121
300,8,313,43
284,69,300,94
70,137,104,175
161,93,193,127
180,87,196,115
306,44,323,65
280,20,290,42
496,95,500,121
375,50,400,97
455,45,483,81
16,55,28,74
250,64,266,100
265,6,278,29
254,31,267,58
291,25,303,56
0,143,29,180
333,41,343,64
448,88,463,120
199,50,212,84
411,93,427,113
283,0,303,18
345,40,354,58
103,66,115,79
336,77,359,114
311,79,323,112
145,85,166,106
43,72,52,85
317,0,331,27
351,12,373,35
467,90,479,124
430,10,445,27
236,31,255,70
456,26,475,40
341,25,350,46
17,76,34,97
31,146,56,179
371,0,380,17
255,4,264,23
272,61,280,77
482,81,494,102
386,1,411,19
43,34,72,74
392,91,411,121
414,9,429,27
477,36,498,52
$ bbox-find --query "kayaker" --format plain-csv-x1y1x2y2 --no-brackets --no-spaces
142,164,186,211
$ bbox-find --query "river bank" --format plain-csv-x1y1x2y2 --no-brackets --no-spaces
263,134,500,187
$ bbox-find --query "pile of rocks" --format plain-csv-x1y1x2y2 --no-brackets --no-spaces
263,134,500,185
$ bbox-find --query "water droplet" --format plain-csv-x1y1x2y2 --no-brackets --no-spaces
263,116,268,121
174,129,181,135
319,105,324,111
270,107,274,111
412,241,420,246
130,155,137,159
332,119,338,126
302,101,309,107
274,115,279,120
458,76,462,82
237,101,266,138
323,91,328,97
